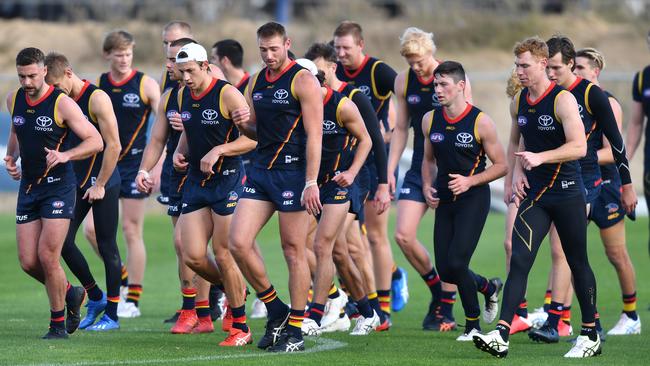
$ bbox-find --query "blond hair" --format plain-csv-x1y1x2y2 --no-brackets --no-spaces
103,30,135,53
399,27,436,57
44,52,71,79
506,68,523,99
513,36,548,60
576,47,605,71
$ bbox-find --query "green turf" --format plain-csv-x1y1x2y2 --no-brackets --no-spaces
0,210,648,365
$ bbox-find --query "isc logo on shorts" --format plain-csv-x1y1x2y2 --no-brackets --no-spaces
334,189,348,200
282,200,293,206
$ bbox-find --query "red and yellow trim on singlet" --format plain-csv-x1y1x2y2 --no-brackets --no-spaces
219,84,231,119
533,163,562,202
213,125,235,175
473,112,484,144
553,90,569,124
118,108,150,161
53,93,66,128
267,113,302,170
584,83,593,115
27,129,70,193
79,155,98,188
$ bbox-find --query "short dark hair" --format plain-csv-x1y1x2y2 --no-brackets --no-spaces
305,43,337,63
546,35,576,69
16,47,45,66
44,52,71,78
212,39,244,68
170,37,197,48
334,21,364,44
433,61,466,83
257,22,287,40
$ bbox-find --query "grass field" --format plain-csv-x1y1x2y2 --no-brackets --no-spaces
0,209,648,365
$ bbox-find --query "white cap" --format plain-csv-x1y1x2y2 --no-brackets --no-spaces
176,43,208,63
295,58,318,76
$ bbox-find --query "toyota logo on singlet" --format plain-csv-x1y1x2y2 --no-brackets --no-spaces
123,93,140,104
36,116,53,127
274,89,289,100
456,132,473,144
538,114,554,127
323,120,337,132
358,85,371,97
432,93,441,107
202,109,218,121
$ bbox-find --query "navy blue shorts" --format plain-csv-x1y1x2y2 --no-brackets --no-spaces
241,166,305,212
181,170,243,216
583,178,602,206
158,155,173,205
398,168,427,203
352,166,370,223
16,181,76,224
320,180,356,206
589,182,625,229
117,157,149,199
167,170,187,217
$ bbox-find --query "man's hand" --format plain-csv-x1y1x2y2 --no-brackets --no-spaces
301,182,322,216
514,151,543,171
200,148,221,175
387,174,396,200
620,183,638,214
83,184,105,203
423,186,439,209
512,171,530,207
173,152,188,172
332,170,356,188
4,155,21,180
448,173,473,195
44,147,70,170
169,111,184,131
135,170,153,194
231,107,251,126
373,183,391,214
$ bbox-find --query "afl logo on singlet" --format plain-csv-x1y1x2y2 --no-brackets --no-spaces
430,133,444,143
181,111,192,122
517,116,528,126
166,109,178,120
643,89,650,98
123,93,140,107
12,116,25,126
455,132,474,148
322,120,337,133
273,89,290,104
252,92,263,101
201,109,219,125
35,116,53,131
537,115,555,130
358,85,371,97
407,95,421,104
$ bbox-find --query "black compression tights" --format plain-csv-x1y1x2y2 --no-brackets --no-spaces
61,185,122,300
500,195,597,325
434,186,490,320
